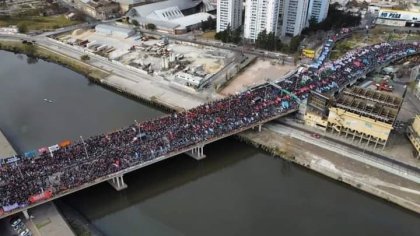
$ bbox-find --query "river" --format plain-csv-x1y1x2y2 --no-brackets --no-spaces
0,50,419,235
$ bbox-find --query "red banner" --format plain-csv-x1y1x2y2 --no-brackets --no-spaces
28,190,53,204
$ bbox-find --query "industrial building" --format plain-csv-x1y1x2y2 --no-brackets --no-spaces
73,0,120,20
376,9,420,27
126,0,215,34
407,115,420,159
304,87,404,149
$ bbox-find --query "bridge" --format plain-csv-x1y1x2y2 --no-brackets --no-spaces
0,38,419,220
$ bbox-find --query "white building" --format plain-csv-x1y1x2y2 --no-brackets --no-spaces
216,0,243,32
127,0,216,34
244,0,330,39
244,0,282,41
281,0,310,37
377,9,420,27
308,0,330,23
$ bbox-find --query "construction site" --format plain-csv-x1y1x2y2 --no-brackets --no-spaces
55,24,236,89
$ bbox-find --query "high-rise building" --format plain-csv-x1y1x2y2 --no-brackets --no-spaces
308,0,330,23
281,0,310,37
216,0,243,32
244,0,282,41
243,0,329,39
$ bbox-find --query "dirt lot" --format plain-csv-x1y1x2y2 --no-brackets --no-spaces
220,59,296,95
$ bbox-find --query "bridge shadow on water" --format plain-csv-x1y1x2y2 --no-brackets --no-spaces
59,137,290,221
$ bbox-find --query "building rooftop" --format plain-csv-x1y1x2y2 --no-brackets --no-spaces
335,87,403,125
95,24,134,34
130,0,203,18
172,12,214,28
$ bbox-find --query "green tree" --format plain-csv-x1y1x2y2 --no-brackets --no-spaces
256,29,267,49
131,19,139,27
17,23,28,33
24,43,36,55
308,16,318,29
201,16,216,31
289,35,302,53
232,27,242,44
215,25,243,44
146,23,156,31
80,54,90,61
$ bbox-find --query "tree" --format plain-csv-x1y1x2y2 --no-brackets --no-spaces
17,23,28,33
146,23,156,31
131,19,139,27
80,54,90,61
232,27,242,44
24,43,36,55
254,30,283,51
201,16,216,31
215,24,232,43
256,29,267,49
289,35,302,53
308,16,318,29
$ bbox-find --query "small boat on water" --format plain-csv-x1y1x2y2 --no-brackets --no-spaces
43,98,54,103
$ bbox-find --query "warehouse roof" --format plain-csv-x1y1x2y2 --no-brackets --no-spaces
129,0,202,18
172,13,214,28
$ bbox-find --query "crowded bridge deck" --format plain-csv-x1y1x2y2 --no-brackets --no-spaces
0,40,419,219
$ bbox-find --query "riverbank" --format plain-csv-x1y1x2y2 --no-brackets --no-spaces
0,130,75,236
0,39,109,82
237,127,420,214
0,129,16,158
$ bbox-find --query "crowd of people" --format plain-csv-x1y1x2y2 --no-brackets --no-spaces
0,36,419,216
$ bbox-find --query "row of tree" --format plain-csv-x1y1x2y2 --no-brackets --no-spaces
214,25,242,44
131,19,156,31
201,16,216,31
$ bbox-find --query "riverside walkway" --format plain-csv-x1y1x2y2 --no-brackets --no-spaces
0,41,419,220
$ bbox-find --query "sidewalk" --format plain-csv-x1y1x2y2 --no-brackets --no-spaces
29,203,74,236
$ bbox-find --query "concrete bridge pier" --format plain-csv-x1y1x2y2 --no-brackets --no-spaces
253,124,262,132
22,210,30,219
186,145,206,160
108,175,127,191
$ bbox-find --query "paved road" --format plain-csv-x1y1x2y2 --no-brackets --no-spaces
269,120,420,183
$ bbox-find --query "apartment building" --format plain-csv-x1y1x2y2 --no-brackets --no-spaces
244,0,330,39
244,0,282,40
216,0,243,32
308,0,330,23
281,0,310,36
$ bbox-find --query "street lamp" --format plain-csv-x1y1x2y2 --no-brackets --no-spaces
80,136,89,159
